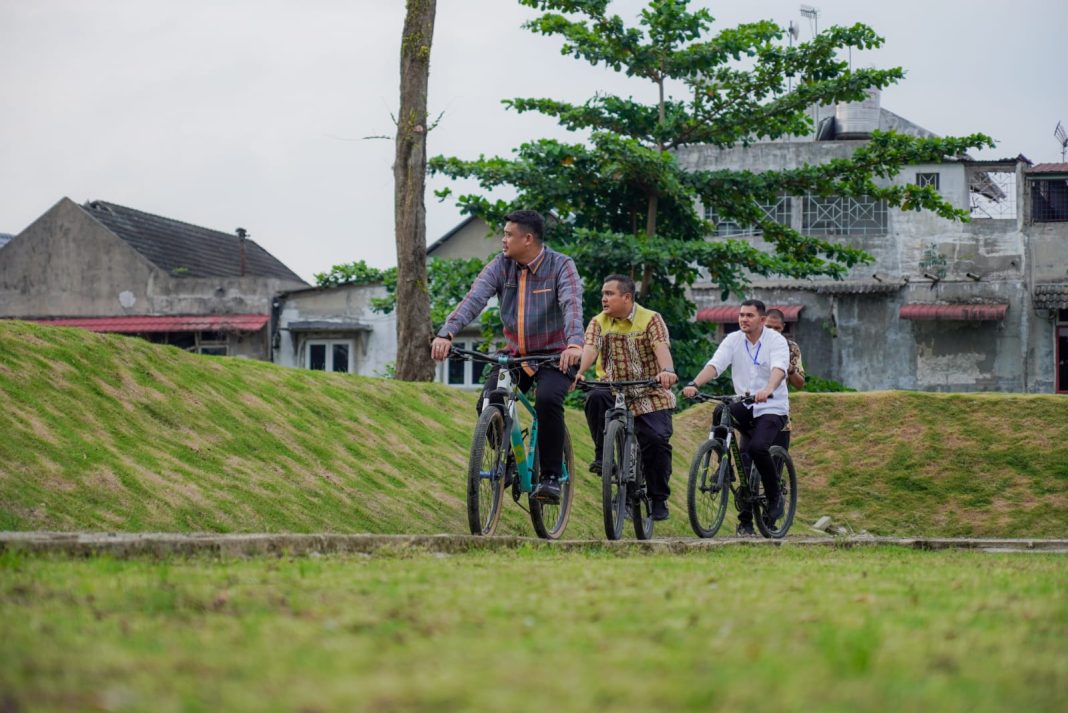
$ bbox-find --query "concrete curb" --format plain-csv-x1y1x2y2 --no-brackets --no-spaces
2,531,1067,557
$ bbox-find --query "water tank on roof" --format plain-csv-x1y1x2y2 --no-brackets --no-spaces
835,88,881,139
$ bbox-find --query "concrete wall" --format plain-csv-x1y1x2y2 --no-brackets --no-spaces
682,141,1067,393
274,283,397,377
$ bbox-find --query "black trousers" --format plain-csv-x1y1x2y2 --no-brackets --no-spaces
478,364,571,479
716,403,787,525
584,387,673,502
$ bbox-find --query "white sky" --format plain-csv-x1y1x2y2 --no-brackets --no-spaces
1,0,1064,282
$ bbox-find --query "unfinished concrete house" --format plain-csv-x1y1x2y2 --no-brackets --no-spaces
676,94,1068,393
0,198,308,359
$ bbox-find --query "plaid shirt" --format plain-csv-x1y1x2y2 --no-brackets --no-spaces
585,303,676,416
439,247,584,356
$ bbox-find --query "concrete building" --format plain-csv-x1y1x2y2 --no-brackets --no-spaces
272,282,396,377
0,198,308,359
676,99,1068,393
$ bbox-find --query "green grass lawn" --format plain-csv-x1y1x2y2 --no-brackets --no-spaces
2,547,1065,712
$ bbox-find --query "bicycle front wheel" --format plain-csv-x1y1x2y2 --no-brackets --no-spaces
530,427,574,540
601,419,628,540
754,445,797,539
466,406,507,536
687,439,729,538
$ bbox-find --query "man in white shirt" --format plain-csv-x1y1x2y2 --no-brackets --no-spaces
682,299,790,536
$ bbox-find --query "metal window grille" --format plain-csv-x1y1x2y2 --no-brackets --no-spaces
1031,178,1068,222
704,195,790,237
968,168,1017,219
802,194,887,236
916,172,940,190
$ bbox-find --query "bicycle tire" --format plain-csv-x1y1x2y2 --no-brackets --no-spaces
601,419,628,540
530,427,575,540
632,451,653,540
466,406,507,536
754,445,797,539
686,439,729,538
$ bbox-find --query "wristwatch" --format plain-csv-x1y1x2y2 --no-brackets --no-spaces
660,367,675,374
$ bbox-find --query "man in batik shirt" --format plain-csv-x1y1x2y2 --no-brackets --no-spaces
765,308,805,449
575,275,677,521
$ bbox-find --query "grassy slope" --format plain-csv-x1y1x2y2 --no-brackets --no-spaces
1,320,1066,537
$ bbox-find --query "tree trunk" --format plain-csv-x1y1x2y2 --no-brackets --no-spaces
393,0,437,381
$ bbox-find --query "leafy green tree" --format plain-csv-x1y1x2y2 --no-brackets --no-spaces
428,0,992,381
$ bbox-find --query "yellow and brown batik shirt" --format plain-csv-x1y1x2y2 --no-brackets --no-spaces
584,303,675,416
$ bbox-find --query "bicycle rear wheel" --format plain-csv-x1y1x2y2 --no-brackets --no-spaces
754,445,797,539
631,454,653,540
601,419,628,540
687,439,729,538
466,406,507,536
530,427,574,540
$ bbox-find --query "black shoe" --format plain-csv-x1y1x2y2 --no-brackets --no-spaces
534,476,561,504
652,500,669,521
736,522,756,537
767,494,785,521
588,460,602,474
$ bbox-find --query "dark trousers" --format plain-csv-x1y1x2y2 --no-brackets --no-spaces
717,403,786,525
478,364,571,478
584,387,673,502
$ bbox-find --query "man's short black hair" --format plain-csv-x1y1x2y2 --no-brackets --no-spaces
504,210,544,242
765,308,785,321
603,274,636,299
741,298,767,316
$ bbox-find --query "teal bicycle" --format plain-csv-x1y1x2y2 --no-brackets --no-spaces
449,347,575,539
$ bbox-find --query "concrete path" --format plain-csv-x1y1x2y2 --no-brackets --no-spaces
2,531,1067,557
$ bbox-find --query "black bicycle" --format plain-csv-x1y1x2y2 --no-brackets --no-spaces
685,393,797,539
449,347,574,539
577,378,660,541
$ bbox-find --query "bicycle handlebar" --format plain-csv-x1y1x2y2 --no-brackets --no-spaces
448,346,562,366
688,392,763,405
575,378,660,391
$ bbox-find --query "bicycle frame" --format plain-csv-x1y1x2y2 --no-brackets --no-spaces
474,354,570,494
705,396,761,510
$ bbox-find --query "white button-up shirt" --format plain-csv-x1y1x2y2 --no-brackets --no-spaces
706,327,790,417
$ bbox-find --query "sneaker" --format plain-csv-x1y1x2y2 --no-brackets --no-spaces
588,460,602,474
736,522,756,537
652,500,669,521
533,476,561,504
767,494,785,521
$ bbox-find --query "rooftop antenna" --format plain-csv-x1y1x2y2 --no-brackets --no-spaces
1056,121,1067,162
800,5,820,38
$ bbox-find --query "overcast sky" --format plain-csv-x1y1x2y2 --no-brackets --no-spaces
1,0,1064,282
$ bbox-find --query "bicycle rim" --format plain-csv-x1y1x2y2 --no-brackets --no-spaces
602,420,627,540
686,439,729,538
530,428,574,540
467,407,506,536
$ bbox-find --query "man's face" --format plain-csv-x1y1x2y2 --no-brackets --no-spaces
601,281,632,318
765,315,785,333
502,221,532,260
738,305,765,336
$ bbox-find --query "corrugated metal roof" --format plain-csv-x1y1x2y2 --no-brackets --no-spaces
1028,163,1068,174
31,314,269,333
899,303,1007,321
81,200,306,283
696,304,803,323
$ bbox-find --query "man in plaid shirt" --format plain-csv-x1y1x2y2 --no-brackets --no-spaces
430,210,584,503
575,275,678,521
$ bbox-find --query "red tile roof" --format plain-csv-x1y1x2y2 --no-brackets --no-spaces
898,304,1007,321
695,304,803,323
31,314,269,333
1027,163,1068,174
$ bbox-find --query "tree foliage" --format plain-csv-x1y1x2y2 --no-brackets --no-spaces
428,0,992,381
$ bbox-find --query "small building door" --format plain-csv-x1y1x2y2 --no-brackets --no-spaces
1058,323,1068,394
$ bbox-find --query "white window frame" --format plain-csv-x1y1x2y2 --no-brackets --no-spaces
305,338,355,373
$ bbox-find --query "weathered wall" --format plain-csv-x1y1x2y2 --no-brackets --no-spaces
274,284,397,377
427,217,498,261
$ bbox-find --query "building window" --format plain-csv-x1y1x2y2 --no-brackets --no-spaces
704,195,790,237
306,339,354,373
916,172,940,190
968,167,1017,219
197,330,228,356
1030,177,1068,222
802,194,887,236
439,340,492,388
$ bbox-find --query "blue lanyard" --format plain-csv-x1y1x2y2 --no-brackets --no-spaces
744,339,761,366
